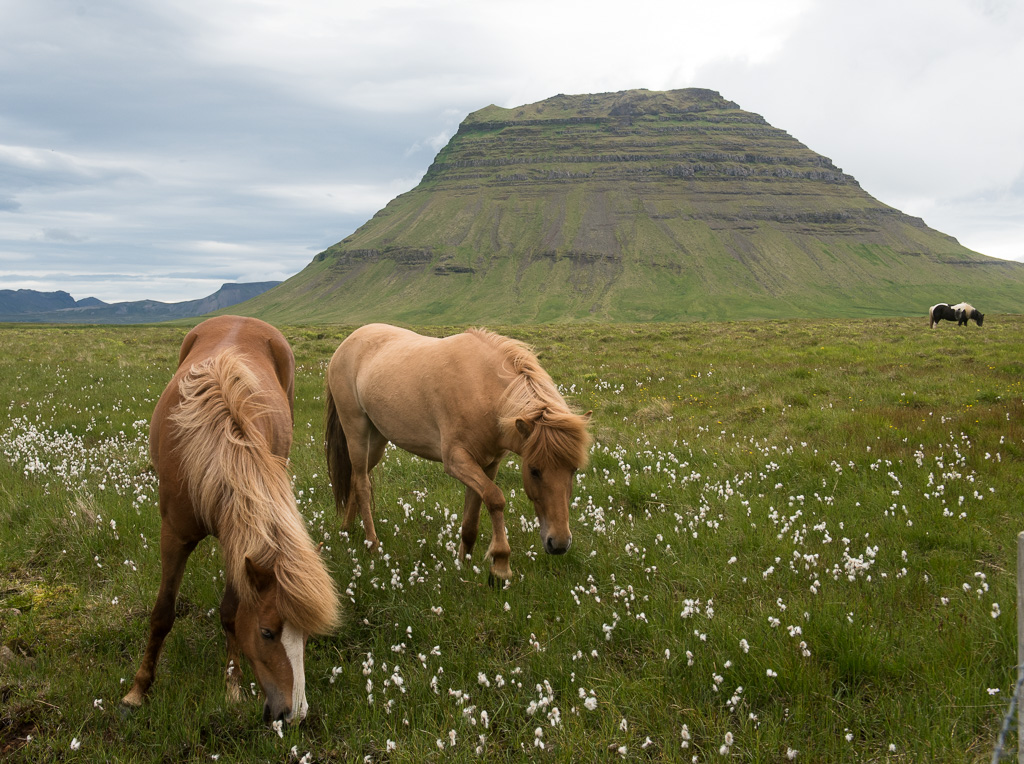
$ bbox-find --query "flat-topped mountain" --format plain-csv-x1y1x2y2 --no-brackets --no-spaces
238,88,1024,323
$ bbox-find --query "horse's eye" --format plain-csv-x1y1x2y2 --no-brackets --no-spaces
530,467,542,480
260,628,274,641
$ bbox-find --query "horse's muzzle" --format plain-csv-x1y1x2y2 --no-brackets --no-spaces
544,536,571,555
263,702,291,726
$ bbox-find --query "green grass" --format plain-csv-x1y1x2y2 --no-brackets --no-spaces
1,317,1022,761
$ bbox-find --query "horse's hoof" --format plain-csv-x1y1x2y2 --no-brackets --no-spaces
118,701,139,719
488,565,512,585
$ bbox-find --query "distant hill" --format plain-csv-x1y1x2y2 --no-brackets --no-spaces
232,88,1024,323
0,282,281,324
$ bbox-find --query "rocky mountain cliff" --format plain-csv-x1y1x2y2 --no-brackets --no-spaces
237,89,1024,323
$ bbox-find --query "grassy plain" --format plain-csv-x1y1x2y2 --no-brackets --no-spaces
1,317,1022,762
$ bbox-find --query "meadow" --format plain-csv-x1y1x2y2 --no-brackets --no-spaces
0,316,1022,762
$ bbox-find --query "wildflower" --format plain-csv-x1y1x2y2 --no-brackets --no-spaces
70,738,81,751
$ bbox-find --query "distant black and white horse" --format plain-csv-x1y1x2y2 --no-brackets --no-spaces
951,302,984,326
929,303,961,328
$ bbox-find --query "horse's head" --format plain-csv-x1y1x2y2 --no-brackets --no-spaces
237,558,309,726
519,457,576,555
515,410,592,555
976,312,985,326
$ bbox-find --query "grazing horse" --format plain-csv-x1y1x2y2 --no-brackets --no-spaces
929,303,962,328
952,302,984,326
324,324,592,580
122,316,339,726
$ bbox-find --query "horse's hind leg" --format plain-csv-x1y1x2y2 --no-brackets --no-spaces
122,527,198,709
345,419,386,551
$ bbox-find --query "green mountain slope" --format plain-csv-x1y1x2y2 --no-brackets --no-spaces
238,88,1024,323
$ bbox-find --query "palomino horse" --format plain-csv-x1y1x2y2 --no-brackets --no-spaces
324,324,592,580
122,316,339,725
951,302,984,326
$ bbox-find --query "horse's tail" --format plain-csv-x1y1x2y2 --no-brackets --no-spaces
324,383,352,513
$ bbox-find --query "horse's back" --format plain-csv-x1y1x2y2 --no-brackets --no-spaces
328,324,508,460
151,316,295,479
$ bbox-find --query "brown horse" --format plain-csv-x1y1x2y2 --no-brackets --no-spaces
122,316,339,726
324,324,592,580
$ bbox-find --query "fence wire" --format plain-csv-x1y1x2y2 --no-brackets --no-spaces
992,668,1024,763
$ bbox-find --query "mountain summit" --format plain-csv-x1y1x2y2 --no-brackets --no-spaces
241,88,1024,323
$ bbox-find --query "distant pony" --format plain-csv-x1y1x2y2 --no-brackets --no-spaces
929,303,962,328
951,302,984,326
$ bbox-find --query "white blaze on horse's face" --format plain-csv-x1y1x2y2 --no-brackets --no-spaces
281,622,308,723
238,600,309,726
521,461,574,555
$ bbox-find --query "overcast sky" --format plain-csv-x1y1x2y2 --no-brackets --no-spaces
2,0,1022,303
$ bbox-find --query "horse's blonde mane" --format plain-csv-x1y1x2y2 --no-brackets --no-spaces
467,329,592,469
171,351,339,635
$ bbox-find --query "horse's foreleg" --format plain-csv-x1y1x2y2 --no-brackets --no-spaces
220,584,242,704
446,451,511,580
122,530,198,709
459,488,482,562
458,459,502,563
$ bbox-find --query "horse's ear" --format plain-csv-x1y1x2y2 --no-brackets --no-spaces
244,557,275,591
582,410,593,422
515,417,535,439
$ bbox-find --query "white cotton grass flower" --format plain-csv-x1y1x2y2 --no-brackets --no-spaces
787,748,799,759
70,738,81,751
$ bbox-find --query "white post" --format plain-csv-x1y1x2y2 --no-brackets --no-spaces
1017,531,1024,763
